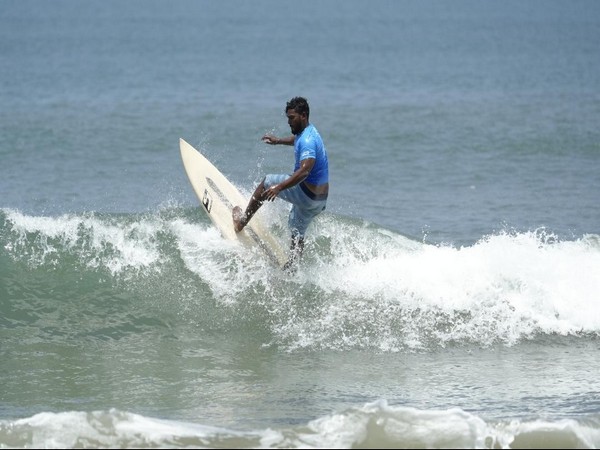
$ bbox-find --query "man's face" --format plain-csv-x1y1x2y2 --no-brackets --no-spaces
286,109,306,135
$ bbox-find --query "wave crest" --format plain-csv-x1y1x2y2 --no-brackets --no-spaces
2,208,599,351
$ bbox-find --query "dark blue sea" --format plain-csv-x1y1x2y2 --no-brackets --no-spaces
1,1,600,448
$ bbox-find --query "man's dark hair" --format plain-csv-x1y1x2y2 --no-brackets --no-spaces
286,97,310,120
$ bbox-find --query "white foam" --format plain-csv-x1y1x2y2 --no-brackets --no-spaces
274,223,600,350
4,404,598,449
4,209,160,275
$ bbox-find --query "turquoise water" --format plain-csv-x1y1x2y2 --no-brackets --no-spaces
1,1,600,448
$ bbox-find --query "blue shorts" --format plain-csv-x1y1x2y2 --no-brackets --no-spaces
264,174,327,238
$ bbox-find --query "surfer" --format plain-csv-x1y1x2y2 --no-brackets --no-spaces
233,96,329,270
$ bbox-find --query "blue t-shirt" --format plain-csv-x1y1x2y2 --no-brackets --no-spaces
294,124,329,185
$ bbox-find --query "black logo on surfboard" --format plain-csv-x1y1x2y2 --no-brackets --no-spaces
202,189,213,213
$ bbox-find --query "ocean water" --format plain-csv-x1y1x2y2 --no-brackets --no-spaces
1,0,600,448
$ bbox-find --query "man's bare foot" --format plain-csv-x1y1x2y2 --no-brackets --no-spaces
232,206,246,232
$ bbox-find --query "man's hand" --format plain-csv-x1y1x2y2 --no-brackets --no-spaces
262,134,278,145
262,184,281,202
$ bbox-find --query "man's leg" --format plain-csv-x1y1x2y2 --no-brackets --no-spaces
283,233,304,271
233,178,266,232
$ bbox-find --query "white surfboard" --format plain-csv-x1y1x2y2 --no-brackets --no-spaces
179,138,288,268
